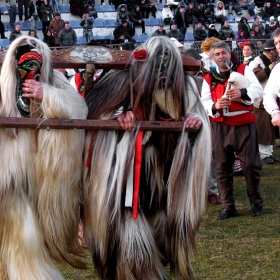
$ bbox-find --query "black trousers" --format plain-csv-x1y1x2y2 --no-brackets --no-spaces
212,121,263,209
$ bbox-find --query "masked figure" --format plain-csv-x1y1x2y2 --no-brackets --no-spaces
0,36,88,279
83,36,212,280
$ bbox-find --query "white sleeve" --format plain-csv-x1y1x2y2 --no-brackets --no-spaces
201,79,220,118
263,63,280,116
244,65,263,103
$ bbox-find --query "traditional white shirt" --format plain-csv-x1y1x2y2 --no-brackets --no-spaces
201,65,263,117
263,62,280,116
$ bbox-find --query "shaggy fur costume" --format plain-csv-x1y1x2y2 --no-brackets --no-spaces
0,36,88,279
83,36,212,280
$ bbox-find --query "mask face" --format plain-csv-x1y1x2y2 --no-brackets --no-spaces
15,44,42,117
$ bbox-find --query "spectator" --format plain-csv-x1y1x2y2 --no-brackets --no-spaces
236,30,247,45
149,0,158,18
49,12,65,46
161,4,173,26
9,23,22,43
167,24,183,41
127,0,138,12
240,0,256,17
223,0,242,15
40,0,53,33
139,0,150,19
28,0,40,32
204,1,215,25
232,41,243,62
208,24,219,38
50,0,59,13
0,11,8,39
113,19,136,43
252,16,266,37
130,4,146,34
201,40,263,220
276,15,280,27
117,4,130,25
219,20,235,49
262,2,274,21
194,4,208,29
193,21,208,41
83,2,98,19
80,12,94,43
240,40,255,64
6,0,17,29
253,25,264,39
69,0,83,17
265,16,277,38
215,1,227,28
238,17,251,38
58,21,77,46
43,28,55,47
18,0,30,22
28,29,39,38
273,0,280,17
185,4,198,31
151,24,167,36
174,6,189,39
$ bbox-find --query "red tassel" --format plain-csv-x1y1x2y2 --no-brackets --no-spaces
132,130,144,219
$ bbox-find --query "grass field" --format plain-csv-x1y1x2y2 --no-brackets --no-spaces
60,147,280,280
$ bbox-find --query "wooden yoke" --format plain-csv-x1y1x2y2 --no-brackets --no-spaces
0,46,201,132
0,46,201,71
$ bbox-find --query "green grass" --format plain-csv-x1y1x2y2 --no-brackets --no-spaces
60,148,280,280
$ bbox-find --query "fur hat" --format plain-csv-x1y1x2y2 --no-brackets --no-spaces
263,39,276,50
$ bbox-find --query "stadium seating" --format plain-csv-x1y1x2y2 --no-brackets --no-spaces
105,19,117,27
0,39,10,49
20,21,31,31
94,19,105,27
59,5,70,13
69,20,81,29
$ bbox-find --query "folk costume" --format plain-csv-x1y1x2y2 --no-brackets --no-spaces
249,39,278,163
0,36,88,279
201,52,263,218
83,36,212,280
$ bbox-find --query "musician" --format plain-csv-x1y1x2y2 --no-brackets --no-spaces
201,41,263,220
249,39,279,164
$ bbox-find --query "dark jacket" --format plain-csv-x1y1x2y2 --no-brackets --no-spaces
43,32,55,47
262,5,274,18
58,27,77,46
151,29,167,36
193,27,207,41
219,26,235,40
80,16,94,29
130,8,143,22
167,29,183,41
113,24,135,38
273,5,280,17
174,10,188,28
238,17,251,38
9,30,22,43
40,3,53,22
28,1,40,19
208,28,219,38
69,0,82,16
117,5,130,21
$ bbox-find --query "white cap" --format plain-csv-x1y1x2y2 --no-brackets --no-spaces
278,16,280,21
170,37,184,48
209,24,215,28
270,16,275,20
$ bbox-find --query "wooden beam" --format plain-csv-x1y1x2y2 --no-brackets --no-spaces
0,46,201,71
0,117,199,132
